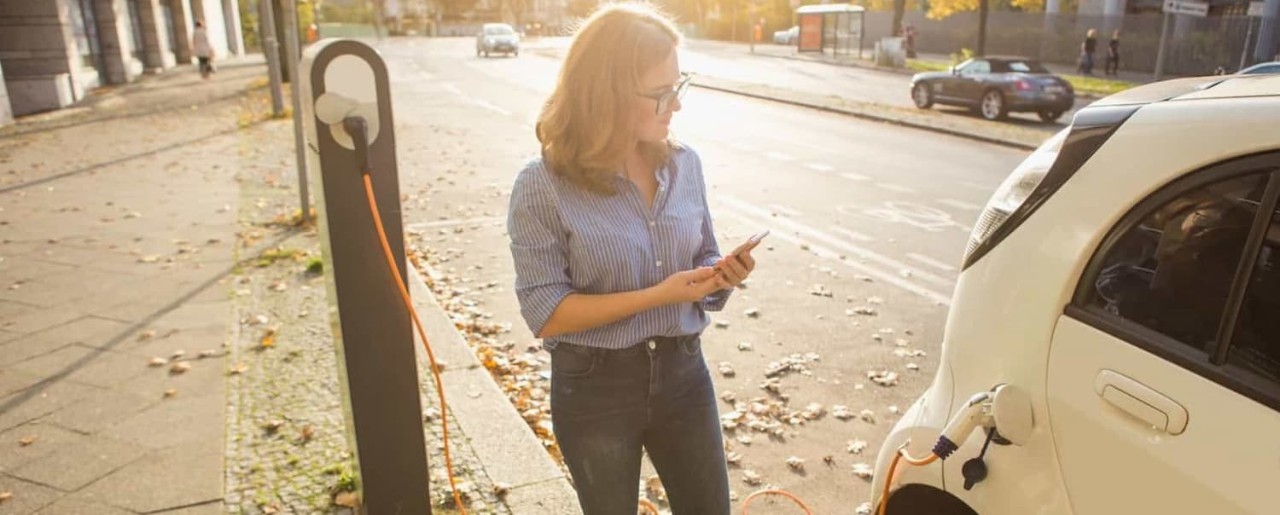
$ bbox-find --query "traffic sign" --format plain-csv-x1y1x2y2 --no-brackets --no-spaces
1163,0,1209,17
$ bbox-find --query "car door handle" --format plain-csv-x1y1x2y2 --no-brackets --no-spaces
1094,370,1188,435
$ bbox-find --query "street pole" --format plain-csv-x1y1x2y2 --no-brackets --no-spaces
281,0,310,224
1154,12,1172,81
260,0,286,115
1240,17,1256,71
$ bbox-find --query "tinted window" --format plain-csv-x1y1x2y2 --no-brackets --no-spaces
1244,64,1280,75
1229,203,1280,382
992,60,1050,74
1085,172,1270,352
962,60,990,75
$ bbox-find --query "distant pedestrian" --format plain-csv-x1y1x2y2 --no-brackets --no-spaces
903,22,917,58
192,20,215,79
1078,28,1098,75
1106,30,1120,76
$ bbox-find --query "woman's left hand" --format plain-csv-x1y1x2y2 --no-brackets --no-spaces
715,249,755,289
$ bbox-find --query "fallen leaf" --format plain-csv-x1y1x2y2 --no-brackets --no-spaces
726,452,743,466
262,503,280,514
264,420,284,434
714,320,730,329
857,502,874,515
198,349,219,359
645,475,668,503
137,330,157,341
742,469,763,486
860,410,877,424
0,492,11,503
720,391,737,403
736,434,753,445
717,362,736,378
334,490,359,507
889,405,901,415
868,370,900,387
147,357,167,367
260,329,276,349
492,483,511,498
823,455,836,466
786,456,805,472
744,308,760,318
906,363,921,371
852,463,874,480
737,341,753,352
300,425,316,442
229,363,249,375
169,362,191,375
163,389,178,399
171,350,186,360
18,435,38,447
847,439,868,454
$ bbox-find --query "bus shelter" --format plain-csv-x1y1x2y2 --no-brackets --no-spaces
796,4,866,58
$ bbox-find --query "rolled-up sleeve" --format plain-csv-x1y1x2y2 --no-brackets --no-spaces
691,153,733,312
508,167,573,337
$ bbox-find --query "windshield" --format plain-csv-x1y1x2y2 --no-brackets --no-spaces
992,60,1050,74
485,25,515,36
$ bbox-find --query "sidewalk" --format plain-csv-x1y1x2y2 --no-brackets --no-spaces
0,55,577,514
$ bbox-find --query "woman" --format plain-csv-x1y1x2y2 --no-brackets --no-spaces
507,3,754,514
192,20,214,79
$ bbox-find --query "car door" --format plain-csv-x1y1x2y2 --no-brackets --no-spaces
1047,155,1280,514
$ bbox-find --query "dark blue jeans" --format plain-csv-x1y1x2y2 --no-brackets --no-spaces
550,334,731,515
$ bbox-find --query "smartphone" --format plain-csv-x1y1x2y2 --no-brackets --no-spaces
728,230,770,257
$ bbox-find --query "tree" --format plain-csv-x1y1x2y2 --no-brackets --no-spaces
977,0,988,56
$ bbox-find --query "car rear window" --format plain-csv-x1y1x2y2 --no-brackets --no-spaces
993,60,1050,74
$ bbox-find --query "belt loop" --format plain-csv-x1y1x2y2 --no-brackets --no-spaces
647,339,657,351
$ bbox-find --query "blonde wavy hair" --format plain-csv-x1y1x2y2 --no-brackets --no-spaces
536,3,683,195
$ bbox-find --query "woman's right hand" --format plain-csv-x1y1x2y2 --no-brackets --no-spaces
656,267,731,304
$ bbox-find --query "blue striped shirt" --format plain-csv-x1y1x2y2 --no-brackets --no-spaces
507,145,732,350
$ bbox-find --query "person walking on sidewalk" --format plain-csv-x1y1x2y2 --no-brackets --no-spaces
507,3,751,514
1106,30,1121,76
1078,28,1098,75
192,20,215,79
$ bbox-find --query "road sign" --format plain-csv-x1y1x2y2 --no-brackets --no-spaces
1163,0,1209,17
1247,1,1266,17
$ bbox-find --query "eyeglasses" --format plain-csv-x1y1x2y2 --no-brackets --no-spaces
638,73,692,115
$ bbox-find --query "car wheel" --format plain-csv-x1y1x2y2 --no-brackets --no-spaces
912,83,934,109
980,90,1008,121
1038,110,1064,123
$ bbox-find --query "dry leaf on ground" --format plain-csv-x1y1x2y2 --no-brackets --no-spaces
0,492,11,503
18,435,37,447
259,329,276,349
147,357,167,367
169,362,191,375
852,463,875,480
163,389,178,399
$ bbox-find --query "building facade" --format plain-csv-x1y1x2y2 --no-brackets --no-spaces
0,0,246,123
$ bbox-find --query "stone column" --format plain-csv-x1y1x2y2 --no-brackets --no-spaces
170,0,193,64
135,0,175,71
92,0,141,84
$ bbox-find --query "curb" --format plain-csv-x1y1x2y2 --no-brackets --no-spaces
405,261,583,515
690,80,1039,152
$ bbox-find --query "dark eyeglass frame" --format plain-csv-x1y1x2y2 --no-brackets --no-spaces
638,73,693,115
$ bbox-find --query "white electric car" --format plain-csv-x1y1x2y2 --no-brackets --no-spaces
873,74,1280,514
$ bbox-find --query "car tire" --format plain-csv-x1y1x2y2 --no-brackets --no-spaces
912,83,934,109
980,90,1008,121
1038,110,1063,123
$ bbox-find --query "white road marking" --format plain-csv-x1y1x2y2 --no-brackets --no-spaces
805,163,834,173
720,195,954,289
841,172,870,182
876,183,918,194
833,227,875,242
767,204,801,217
938,198,983,211
764,152,795,162
907,253,957,272
471,99,512,116
406,216,505,231
716,204,952,306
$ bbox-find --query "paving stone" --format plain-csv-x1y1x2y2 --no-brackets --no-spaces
102,391,223,450
42,387,157,435
33,497,135,515
73,439,223,514
0,475,63,514
10,434,148,491
0,380,100,432
0,422,88,472
10,345,150,389
0,317,134,367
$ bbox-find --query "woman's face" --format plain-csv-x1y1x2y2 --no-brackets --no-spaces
632,48,682,144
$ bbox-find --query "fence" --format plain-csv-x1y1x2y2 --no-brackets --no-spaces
860,11,1264,76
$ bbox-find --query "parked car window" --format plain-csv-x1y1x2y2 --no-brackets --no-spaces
485,25,514,35
960,60,990,75
1229,202,1280,382
993,60,1050,74
1085,172,1270,353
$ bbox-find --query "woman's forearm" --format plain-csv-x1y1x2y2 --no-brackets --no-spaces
538,288,668,339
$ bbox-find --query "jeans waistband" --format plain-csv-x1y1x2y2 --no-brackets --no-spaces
554,334,700,356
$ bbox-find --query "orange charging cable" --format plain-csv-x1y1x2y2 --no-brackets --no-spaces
878,444,940,515
362,173,467,514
